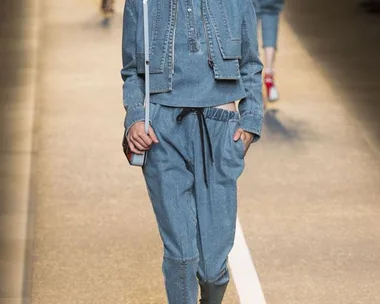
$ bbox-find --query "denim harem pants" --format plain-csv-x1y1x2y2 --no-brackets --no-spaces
142,103,245,304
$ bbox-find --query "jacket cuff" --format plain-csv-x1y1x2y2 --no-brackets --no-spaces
238,114,263,142
124,105,145,133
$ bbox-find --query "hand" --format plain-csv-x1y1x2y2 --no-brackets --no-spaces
233,128,253,157
127,121,159,154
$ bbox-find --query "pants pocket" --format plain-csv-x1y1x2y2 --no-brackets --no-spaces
235,137,245,159
229,120,245,159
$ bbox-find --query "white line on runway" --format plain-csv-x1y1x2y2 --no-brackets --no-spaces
229,217,266,304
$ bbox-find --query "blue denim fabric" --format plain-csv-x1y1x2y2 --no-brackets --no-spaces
142,103,244,304
253,0,285,48
121,0,263,140
150,0,246,108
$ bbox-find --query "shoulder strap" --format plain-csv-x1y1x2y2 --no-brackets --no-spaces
143,0,150,134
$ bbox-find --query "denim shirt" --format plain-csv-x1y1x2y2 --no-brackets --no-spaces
150,0,246,108
121,0,264,140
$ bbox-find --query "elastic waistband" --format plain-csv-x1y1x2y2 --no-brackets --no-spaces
151,103,240,122
201,107,239,122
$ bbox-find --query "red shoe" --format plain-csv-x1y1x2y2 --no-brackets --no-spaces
264,73,279,102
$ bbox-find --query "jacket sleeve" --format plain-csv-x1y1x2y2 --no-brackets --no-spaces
259,0,285,15
121,0,145,132
238,0,264,142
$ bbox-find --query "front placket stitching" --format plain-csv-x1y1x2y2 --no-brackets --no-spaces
168,0,178,78
185,0,199,53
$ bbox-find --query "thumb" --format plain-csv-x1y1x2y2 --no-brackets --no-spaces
233,128,244,142
148,126,159,143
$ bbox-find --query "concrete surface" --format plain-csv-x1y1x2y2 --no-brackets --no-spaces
0,0,40,303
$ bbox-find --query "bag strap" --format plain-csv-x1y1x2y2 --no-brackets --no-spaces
143,0,150,134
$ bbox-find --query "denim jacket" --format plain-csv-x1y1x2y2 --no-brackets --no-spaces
121,0,264,140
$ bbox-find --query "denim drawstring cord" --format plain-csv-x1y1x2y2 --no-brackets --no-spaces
176,108,214,187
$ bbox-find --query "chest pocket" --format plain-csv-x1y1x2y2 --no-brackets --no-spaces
206,0,243,60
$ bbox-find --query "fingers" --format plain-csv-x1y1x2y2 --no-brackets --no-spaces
128,132,151,153
127,140,144,155
131,132,151,149
233,128,244,141
127,122,159,154
233,128,254,157
148,126,159,144
130,136,148,151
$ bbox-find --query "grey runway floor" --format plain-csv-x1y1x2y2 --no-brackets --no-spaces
1,0,379,303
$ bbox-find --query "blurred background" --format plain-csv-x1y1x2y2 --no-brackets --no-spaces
1,0,379,303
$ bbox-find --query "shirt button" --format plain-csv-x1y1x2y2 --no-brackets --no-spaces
190,27,194,31
187,8,192,12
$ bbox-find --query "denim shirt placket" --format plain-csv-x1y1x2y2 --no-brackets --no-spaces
161,0,225,89
184,0,199,53
168,0,178,90
201,0,216,72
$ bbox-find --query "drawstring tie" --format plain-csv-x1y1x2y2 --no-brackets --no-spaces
176,108,214,187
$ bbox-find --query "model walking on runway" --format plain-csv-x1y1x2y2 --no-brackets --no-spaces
254,0,285,101
121,0,263,302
